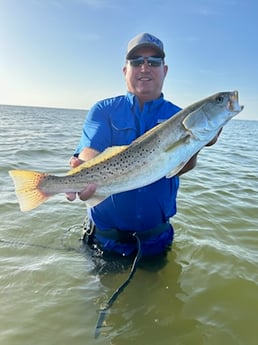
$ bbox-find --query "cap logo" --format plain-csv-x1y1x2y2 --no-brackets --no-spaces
145,34,162,47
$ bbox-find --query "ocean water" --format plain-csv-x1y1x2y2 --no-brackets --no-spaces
0,104,258,345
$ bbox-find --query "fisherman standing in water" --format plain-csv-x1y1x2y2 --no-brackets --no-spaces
67,33,220,259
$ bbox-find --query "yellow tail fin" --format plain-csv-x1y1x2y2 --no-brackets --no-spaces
9,170,50,212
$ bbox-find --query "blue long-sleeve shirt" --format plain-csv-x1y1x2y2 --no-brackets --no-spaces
74,92,182,255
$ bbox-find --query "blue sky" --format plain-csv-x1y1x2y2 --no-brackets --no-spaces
1,0,257,120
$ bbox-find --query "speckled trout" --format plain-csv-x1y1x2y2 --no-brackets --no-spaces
9,91,243,212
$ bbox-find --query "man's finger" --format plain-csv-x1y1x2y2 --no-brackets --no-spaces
66,192,77,201
78,184,97,201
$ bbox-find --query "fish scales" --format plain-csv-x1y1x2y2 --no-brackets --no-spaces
40,139,162,194
9,91,244,211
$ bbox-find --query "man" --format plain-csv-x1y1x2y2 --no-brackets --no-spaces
67,33,220,258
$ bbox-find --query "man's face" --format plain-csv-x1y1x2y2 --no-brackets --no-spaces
123,47,168,104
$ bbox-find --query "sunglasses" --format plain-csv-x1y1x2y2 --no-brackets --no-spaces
128,56,164,67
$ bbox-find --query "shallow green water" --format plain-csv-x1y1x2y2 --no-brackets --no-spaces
1,105,258,345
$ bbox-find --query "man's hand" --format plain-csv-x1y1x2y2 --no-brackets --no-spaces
206,128,223,146
66,184,97,202
66,156,97,202
177,128,223,176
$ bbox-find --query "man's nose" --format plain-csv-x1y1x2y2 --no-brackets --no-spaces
140,59,150,71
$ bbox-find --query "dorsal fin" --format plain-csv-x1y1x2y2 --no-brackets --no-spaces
67,145,129,175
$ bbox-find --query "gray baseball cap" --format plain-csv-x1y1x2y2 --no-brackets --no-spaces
126,33,165,59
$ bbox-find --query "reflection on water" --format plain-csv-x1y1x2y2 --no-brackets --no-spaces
1,105,258,345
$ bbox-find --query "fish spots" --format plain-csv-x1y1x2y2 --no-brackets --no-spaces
72,142,158,183
134,145,156,160
138,148,149,156
101,164,115,176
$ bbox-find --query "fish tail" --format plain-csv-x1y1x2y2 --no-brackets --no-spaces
9,170,51,212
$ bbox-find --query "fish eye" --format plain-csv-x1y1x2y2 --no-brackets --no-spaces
216,96,224,103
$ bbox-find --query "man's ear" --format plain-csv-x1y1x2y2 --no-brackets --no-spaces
164,64,168,77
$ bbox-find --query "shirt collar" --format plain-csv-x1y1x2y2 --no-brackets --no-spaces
126,92,165,109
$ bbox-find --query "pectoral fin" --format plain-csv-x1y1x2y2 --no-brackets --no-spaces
164,136,191,153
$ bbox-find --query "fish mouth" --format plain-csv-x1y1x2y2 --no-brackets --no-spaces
228,90,244,112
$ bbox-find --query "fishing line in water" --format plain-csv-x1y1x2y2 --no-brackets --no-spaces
0,215,89,253
94,233,142,338
60,216,88,252
0,237,70,251
1,215,142,339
